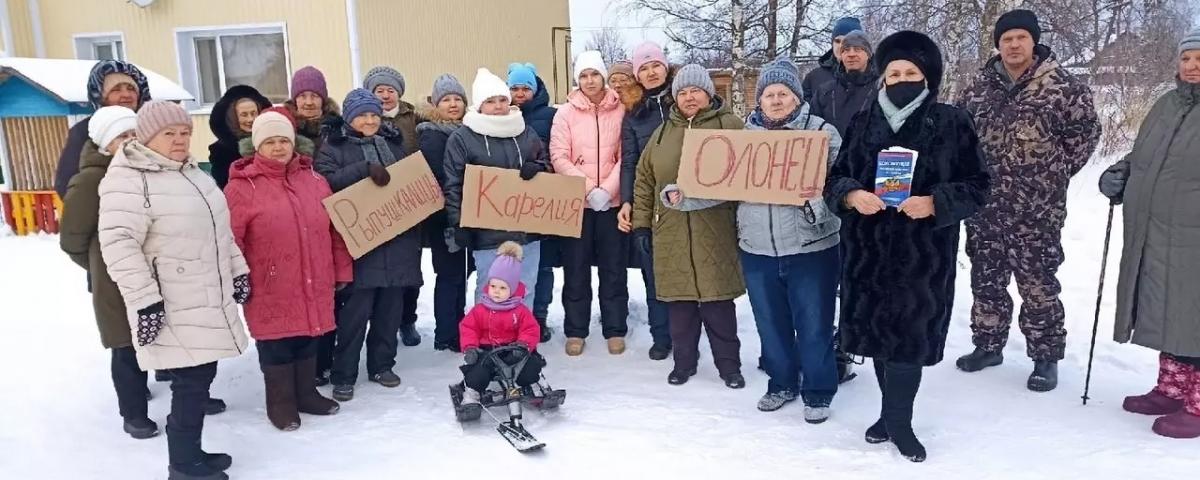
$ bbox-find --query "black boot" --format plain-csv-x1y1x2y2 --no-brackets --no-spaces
123,417,160,439
167,462,228,480
399,323,422,347
1027,360,1058,392
648,343,671,361
167,421,226,479
201,452,232,472
203,398,226,415
156,370,171,383
955,347,1003,372
882,361,926,463
865,359,888,444
537,317,552,343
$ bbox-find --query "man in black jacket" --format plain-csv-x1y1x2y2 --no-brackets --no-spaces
801,16,861,103
54,60,150,198
809,30,878,136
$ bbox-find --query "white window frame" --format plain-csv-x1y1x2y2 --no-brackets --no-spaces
173,22,291,111
72,32,126,61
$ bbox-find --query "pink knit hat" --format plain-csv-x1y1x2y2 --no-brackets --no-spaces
631,41,668,75
135,100,191,143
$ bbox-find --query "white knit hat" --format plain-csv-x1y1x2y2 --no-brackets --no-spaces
251,111,295,151
470,67,512,112
573,50,609,84
87,106,137,154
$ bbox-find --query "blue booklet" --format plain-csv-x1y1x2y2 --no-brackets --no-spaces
874,147,918,208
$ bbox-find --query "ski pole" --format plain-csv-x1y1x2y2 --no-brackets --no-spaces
1082,201,1117,406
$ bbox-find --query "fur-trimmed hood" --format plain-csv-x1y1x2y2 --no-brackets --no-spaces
622,65,679,113
284,98,341,139
209,85,272,145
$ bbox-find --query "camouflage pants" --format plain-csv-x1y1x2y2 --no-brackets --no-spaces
965,220,1067,361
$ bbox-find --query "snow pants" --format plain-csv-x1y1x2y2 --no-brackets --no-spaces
561,209,629,339
331,286,406,385
163,362,217,467
460,350,546,392
111,346,149,421
668,300,740,376
430,240,474,347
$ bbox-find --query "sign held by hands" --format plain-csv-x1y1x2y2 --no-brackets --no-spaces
322,152,444,259
676,129,830,206
460,165,586,238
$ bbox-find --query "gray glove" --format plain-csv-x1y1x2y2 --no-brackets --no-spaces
586,188,612,212
1099,161,1130,205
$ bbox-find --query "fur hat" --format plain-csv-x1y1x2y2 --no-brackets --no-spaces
875,30,945,96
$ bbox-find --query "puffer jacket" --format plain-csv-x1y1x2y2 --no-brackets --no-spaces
459,284,540,352
550,88,623,207
416,105,463,245
207,85,272,189
809,63,879,136
225,153,353,341
520,77,557,143
97,141,250,371
315,118,423,289
632,97,746,302
443,108,552,251
619,76,675,204
60,141,131,348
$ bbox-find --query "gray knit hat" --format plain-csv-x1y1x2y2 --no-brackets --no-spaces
1180,27,1200,56
364,66,406,98
756,56,803,101
672,64,716,98
842,30,873,56
431,73,467,105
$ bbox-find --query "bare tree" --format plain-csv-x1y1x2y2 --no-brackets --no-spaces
583,28,630,64
731,0,748,116
767,0,779,55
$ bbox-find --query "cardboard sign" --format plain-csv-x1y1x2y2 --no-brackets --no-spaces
676,128,830,206
322,152,444,259
459,164,586,238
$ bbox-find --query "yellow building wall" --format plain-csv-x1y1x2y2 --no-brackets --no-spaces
5,0,39,56
355,0,571,107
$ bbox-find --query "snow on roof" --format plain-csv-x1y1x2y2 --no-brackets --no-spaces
0,57,192,104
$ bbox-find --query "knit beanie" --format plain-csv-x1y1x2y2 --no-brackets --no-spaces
431,73,468,105
841,30,873,56
993,9,1041,47
1180,27,1200,56
88,106,138,153
261,105,297,128
609,60,635,81
756,56,803,101
573,50,609,84
251,111,295,151
832,17,863,40
364,66,406,98
487,241,524,291
671,64,715,99
507,63,538,92
472,67,512,111
290,66,328,100
135,100,191,143
631,41,668,75
342,88,383,122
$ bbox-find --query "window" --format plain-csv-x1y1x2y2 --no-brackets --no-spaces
176,25,289,106
74,34,125,61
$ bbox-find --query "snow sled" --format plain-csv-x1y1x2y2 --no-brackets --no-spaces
449,344,566,452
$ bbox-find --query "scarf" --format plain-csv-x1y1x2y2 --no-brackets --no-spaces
1177,76,1200,107
753,106,804,130
343,127,397,166
877,88,930,133
463,108,526,138
383,105,400,118
480,292,523,312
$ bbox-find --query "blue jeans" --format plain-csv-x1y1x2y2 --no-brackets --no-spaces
474,241,542,310
635,235,671,347
740,247,840,407
533,239,560,322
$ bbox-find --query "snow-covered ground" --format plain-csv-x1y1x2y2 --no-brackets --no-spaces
1,160,1192,479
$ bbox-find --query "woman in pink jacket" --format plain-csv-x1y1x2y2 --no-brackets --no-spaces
550,50,629,357
225,109,353,431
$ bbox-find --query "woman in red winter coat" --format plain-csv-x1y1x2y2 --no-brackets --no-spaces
458,241,544,407
225,110,353,431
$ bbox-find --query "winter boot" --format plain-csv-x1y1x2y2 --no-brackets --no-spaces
1126,354,1191,415
1027,360,1058,392
167,426,225,480
956,347,1003,373
332,384,354,402
565,338,585,356
1151,368,1200,439
294,357,340,416
201,452,232,472
866,359,889,444
399,323,422,347
720,372,746,389
804,406,831,424
607,337,626,355
539,326,553,343
167,462,228,480
369,370,402,388
203,398,226,416
314,369,331,387
757,391,797,412
262,363,300,431
648,343,671,361
667,369,696,385
882,361,926,463
123,417,160,439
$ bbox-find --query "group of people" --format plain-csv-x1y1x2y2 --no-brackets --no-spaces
51,7,1200,478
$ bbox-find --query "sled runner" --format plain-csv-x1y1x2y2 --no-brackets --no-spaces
449,345,566,452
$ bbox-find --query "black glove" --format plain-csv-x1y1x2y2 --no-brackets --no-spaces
233,274,250,304
368,162,391,186
632,228,652,257
464,348,482,365
445,227,471,253
1098,161,1130,205
518,162,541,181
508,345,529,362
136,301,166,347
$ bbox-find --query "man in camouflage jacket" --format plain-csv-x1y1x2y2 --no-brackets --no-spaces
955,10,1101,391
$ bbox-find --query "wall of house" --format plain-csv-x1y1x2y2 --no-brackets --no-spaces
4,0,39,57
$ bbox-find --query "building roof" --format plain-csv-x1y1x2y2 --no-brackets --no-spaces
0,57,192,105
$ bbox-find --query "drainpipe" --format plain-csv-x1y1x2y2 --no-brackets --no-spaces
0,0,13,57
27,0,44,57
344,0,362,85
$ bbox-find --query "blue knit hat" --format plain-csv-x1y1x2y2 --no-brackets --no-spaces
756,56,803,101
507,63,538,93
343,88,382,122
832,17,862,40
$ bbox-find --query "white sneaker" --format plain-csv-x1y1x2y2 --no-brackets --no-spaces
462,388,481,405
804,406,831,424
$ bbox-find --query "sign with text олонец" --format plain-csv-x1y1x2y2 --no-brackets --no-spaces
322,152,444,259
676,129,830,206
460,164,586,238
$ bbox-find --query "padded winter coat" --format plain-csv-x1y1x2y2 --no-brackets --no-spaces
459,284,540,352
383,100,422,157
225,153,353,341
620,81,675,204
800,49,837,104
1113,80,1200,357
519,77,557,144
808,64,879,137
550,88,624,208
416,106,463,245
207,85,272,189
97,141,250,371
632,97,746,302
60,141,131,348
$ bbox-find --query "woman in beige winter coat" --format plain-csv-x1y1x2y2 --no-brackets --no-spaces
98,101,248,480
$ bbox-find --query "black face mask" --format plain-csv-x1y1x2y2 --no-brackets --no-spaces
885,81,926,107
